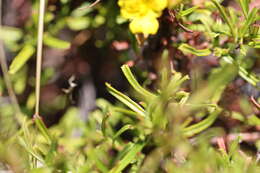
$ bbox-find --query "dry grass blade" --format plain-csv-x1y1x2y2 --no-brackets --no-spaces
78,0,101,10
35,0,46,116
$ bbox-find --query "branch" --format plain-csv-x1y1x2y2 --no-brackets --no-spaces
0,0,22,123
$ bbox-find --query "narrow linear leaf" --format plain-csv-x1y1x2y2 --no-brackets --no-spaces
88,149,109,173
166,73,189,96
9,44,35,74
121,65,157,99
109,141,145,173
101,113,109,137
43,34,71,49
106,83,146,117
212,0,236,37
238,66,259,86
183,108,222,137
113,107,138,116
34,115,52,144
18,137,44,163
44,141,58,165
249,40,260,48
238,0,250,17
179,6,199,17
228,136,241,157
178,43,211,56
113,124,134,141
222,56,259,86
240,8,258,37
73,2,94,17
114,142,136,162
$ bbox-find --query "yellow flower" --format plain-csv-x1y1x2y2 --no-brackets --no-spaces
119,0,148,19
118,0,168,35
145,0,168,12
129,12,159,35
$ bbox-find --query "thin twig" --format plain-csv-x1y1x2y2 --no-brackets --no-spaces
168,10,193,33
34,0,53,144
35,0,46,116
0,0,22,120
79,0,100,10
211,132,260,144
250,95,260,110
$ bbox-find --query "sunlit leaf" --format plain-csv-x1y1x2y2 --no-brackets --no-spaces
67,17,90,30
43,34,71,49
179,6,199,17
178,43,211,56
183,108,222,137
240,8,258,38
121,65,157,99
109,141,145,173
212,0,236,37
9,44,35,74
0,26,22,42
238,0,250,17
113,124,134,141
106,83,146,117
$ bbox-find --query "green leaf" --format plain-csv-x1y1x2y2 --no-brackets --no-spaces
29,168,52,173
88,149,109,173
113,107,139,116
72,2,94,17
0,26,22,42
101,113,109,137
183,108,222,137
221,56,259,86
18,137,44,163
240,8,258,38
43,34,71,49
67,17,90,31
179,6,199,17
121,65,157,99
106,83,146,117
228,136,241,157
211,0,236,38
34,115,53,144
238,0,250,17
166,73,189,96
247,115,260,126
178,43,211,56
9,44,35,74
238,66,259,86
109,141,145,173
249,40,260,48
113,124,134,141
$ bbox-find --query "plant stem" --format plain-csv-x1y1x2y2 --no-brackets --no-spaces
0,0,22,121
34,0,53,144
35,0,46,116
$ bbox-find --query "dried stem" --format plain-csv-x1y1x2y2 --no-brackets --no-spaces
0,0,22,120
250,96,260,110
35,0,46,116
168,10,193,33
79,0,101,10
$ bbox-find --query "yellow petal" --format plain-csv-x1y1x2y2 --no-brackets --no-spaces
146,0,168,12
119,0,149,19
129,15,159,35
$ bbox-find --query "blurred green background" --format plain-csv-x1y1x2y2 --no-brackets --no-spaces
0,0,260,172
